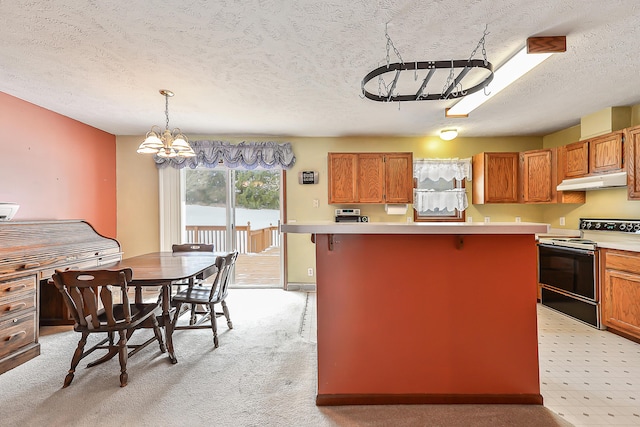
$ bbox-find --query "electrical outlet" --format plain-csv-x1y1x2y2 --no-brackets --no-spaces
467,216,473,223
307,268,313,276
515,216,521,223
559,217,566,226
313,199,319,208
484,217,490,223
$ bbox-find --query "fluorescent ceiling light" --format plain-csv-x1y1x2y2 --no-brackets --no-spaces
446,48,552,117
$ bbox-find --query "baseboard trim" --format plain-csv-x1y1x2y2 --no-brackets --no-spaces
605,326,640,345
316,393,544,406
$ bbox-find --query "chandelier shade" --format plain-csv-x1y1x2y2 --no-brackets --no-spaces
137,90,195,158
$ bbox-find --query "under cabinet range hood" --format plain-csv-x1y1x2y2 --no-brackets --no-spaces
556,171,627,191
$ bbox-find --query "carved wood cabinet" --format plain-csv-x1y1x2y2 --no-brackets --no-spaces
601,249,640,340
0,220,122,375
328,152,413,204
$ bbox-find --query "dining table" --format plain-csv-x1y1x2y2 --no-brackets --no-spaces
101,251,220,364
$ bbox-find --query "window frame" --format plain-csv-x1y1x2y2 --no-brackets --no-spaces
412,177,466,223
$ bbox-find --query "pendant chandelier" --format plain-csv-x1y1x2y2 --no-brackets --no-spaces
137,89,196,158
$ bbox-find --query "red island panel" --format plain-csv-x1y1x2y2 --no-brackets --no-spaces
313,233,541,405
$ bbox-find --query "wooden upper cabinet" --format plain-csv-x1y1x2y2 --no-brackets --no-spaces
563,140,589,178
626,125,640,200
328,153,358,203
561,130,624,179
384,153,413,203
589,131,624,174
357,154,385,203
328,152,413,204
472,152,519,204
520,149,553,203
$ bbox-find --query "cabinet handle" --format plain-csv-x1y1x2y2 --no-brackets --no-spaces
7,284,27,292
4,303,27,312
21,262,40,269
4,331,26,342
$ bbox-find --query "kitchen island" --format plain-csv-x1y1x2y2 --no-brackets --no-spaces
281,222,549,406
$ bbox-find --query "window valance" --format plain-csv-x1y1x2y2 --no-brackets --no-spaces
154,140,296,170
413,158,472,182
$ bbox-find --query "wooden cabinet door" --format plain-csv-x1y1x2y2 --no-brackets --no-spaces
627,125,640,200
328,153,358,203
384,153,413,203
589,131,623,174
357,154,384,203
473,152,519,204
602,249,640,339
521,149,553,203
563,141,589,178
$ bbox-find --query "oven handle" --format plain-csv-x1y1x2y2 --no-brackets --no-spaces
537,243,596,256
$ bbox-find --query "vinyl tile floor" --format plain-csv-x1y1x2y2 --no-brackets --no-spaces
301,294,640,427
538,304,640,426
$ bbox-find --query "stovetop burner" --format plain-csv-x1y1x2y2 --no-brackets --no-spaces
540,219,640,250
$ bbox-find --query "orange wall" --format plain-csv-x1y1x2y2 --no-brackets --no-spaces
0,92,116,238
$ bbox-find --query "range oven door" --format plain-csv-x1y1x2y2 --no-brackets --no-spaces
538,243,601,329
538,244,597,301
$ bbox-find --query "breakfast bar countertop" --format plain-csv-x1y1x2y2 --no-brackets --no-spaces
281,221,549,235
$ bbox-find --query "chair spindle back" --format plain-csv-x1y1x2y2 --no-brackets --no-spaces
52,269,133,329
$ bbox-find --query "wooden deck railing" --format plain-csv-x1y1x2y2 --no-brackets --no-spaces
185,223,280,254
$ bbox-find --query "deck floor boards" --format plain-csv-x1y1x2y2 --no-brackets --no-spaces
233,246,280,287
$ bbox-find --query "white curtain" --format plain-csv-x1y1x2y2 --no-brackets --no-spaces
413,188,468,211
414,158,471,182
413,158,471,212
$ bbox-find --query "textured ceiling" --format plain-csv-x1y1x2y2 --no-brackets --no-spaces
1,0,640,138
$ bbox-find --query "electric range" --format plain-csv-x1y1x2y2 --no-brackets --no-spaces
538,218,640,329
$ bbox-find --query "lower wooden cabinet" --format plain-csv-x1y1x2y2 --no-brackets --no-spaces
601,249,640,340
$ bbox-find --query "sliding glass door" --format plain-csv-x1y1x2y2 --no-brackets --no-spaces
183,167,282,288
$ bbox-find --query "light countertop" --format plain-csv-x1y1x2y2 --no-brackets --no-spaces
281,221,549,235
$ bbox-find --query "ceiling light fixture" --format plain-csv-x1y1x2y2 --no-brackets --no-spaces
137,89,195,158
440,129,458,141
445,36,566,117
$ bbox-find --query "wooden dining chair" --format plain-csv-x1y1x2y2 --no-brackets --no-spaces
171,243,215,253
171,243,217,318
170,251,238,348
171,244,216,287
51,268,166,388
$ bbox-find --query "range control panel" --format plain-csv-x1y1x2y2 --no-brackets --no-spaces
580,218,640,233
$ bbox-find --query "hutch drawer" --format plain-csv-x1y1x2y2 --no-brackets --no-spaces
0,312,37,359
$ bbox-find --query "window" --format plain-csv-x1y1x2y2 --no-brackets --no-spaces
413,159,471,222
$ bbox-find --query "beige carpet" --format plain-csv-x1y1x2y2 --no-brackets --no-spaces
0,289,572,427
